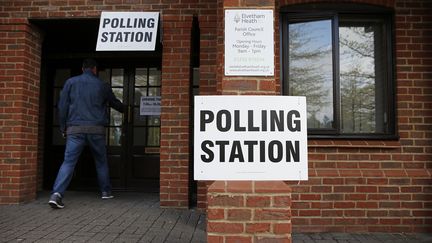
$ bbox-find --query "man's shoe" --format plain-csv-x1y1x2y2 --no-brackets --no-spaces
101,191,114,199
48,192,64,209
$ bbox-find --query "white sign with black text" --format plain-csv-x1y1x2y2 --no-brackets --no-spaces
140,96,161,116
225,9,274,76
194,96,308,181
96,12,159,51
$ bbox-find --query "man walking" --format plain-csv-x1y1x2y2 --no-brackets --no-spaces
49,59,124,209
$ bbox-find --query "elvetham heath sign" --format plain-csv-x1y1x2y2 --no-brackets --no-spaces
194,96,308,181
225,9,274,76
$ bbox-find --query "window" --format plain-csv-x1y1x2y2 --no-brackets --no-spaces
281,4,396,138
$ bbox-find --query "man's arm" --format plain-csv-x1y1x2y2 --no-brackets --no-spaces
106,83,125,113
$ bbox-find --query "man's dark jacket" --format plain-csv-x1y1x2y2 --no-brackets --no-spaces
58,69,124,133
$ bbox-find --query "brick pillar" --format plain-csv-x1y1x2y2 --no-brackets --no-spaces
0,19,42,204
160,15,193,208
206,0,292,242
207,181,292,243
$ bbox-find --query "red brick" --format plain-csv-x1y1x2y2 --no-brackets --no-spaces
273,223,292,234
254,236,291,243
208,194,244,207
273,196,291,207
246,223,271,234
254,181,291,193
208,235,223,243
246,196,271,207
227,209,251,221
208,222,244,234
225,236,252,243
226,181,252,193
255,209,291,220
207,208,224,220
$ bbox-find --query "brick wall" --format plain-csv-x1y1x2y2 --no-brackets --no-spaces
160,14,192,208
198,0,432,233
0,0,430,233
207,181,292,243
279,0,431,233
0,17,42,204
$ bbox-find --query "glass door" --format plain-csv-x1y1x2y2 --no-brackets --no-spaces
45,64,161,192
125,67,161,191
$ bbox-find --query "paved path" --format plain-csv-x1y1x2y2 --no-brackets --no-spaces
0,191,206,242
0,191,431,243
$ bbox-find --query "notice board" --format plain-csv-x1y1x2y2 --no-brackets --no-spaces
224,9,274,76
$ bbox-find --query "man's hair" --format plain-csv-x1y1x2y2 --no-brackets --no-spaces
82,58,98,69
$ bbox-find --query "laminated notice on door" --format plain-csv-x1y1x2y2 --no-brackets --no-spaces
140,96,161,116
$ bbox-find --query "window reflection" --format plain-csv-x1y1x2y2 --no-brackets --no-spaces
109,127,122,146
134,88,146,106
112,88,123,103
98,69,110,83
147,127,160,146
148,88,160,97
339,22,384,133
149,68,161,86
136,68,148,86
289,20,333,129
111,69,124,86
110,109,122,126
134,67,161,147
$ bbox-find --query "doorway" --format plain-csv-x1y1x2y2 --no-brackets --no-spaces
44,62,161,192
34,19,162,192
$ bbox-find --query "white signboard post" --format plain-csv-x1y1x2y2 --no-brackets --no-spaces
96,12,159,51
194,96,308,181
140,96,161,116
225,9,274,76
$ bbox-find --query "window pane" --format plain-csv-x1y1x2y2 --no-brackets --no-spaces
110,108,123,126
109,127,122,146
148,116,160,126
136,68,148,86
147,127,160,146
111,69,124,86
112,88,123,103
133,127,147,146
148,87,161,97
289,20,334,129
149,68,161,86
339,20,385,133
98,68,110,83
134,87,147,106
134,107,147,126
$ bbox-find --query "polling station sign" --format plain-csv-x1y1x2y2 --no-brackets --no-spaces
194,96,308,181
96,12,159,51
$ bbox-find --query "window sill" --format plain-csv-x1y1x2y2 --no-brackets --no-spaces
308,139,401,149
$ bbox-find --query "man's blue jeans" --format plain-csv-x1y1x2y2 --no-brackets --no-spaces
52,134,111,196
